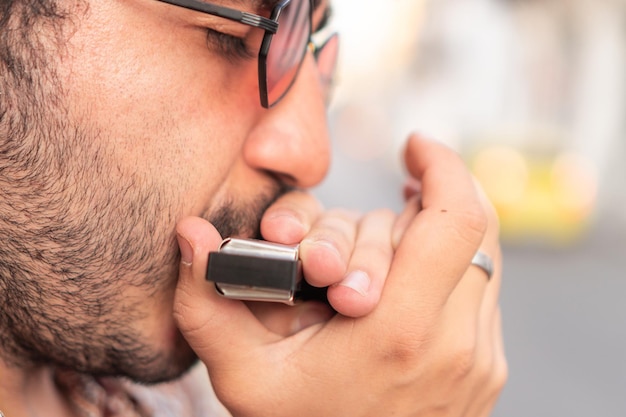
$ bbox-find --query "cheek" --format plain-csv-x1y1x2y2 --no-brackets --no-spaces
59,9,258,206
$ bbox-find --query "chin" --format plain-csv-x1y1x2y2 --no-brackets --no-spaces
119,288,199,383
128,328,199,385
75,321,198,385
159,330,200,382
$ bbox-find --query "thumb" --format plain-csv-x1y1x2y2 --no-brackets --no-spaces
173,217,280,367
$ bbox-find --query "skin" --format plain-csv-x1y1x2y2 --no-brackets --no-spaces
175,136,506,417
0,0,506,416
0,0,326,386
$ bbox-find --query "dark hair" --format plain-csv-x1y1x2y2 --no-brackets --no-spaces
0,0,65,77
0,0,68,140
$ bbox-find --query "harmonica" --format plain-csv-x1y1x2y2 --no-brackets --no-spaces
206,238,327,305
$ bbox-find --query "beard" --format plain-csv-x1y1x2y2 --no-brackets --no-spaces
0,12,291,382
0,3,297,384
0,108,287,387
0,156,285,383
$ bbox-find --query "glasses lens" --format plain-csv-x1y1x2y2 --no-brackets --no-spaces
313,33,339,101
264,0,311,106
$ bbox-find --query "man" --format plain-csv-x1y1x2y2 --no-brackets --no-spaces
0,0,506,416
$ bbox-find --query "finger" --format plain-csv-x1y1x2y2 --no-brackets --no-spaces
462,216,504,417
260,190,324,244
458,226,503,417
327,208,396,317
476,309,508,417
405,135,484,218
432,182,501,415
474,179,502,318
298,208,360,288
492,309,509,393
403,176,422,201
416,260,493,417
479,246,502,318
391,194,421,249
437,262,490,363
380,134,487,314
174,217,280,366
246,300,335,336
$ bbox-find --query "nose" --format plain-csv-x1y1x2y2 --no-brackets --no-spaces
243,53,331,189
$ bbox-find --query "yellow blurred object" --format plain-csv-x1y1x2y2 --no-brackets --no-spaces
471,145,598,246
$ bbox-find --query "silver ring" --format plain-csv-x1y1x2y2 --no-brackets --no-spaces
471,251,493,280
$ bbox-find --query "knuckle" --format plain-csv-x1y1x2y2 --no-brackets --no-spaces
445,203,488,249
446,339,478,381
476,355,508,406
482,197,501,239
172,288,193,324
316,209,359,236
473,344,508,397
172,300,198,333
360,208,397,233
482,197,499,227
369,207,397,220
493,354,510,391
428,324,480,382
462,203,489,238
172,291,211,340
358,240,393,262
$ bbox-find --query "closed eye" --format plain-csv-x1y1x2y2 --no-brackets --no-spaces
205,29,256,61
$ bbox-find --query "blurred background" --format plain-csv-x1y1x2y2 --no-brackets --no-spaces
314,0,626,415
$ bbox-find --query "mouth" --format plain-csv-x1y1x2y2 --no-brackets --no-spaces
204,180,293,240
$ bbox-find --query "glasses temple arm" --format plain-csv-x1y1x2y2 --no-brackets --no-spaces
155,0,279,33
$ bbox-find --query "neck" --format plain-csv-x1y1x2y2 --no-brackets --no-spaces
0,358,77,417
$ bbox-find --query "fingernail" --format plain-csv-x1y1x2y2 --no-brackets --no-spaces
176,233,193,266
339,270,370,296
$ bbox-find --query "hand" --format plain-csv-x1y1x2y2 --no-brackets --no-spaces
257,160,427,319
259,194,399,318
173,134,506,417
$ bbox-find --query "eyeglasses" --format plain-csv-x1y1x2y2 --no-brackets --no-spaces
154,0,339,108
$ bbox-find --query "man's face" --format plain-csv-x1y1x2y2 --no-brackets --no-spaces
0,0,331,382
